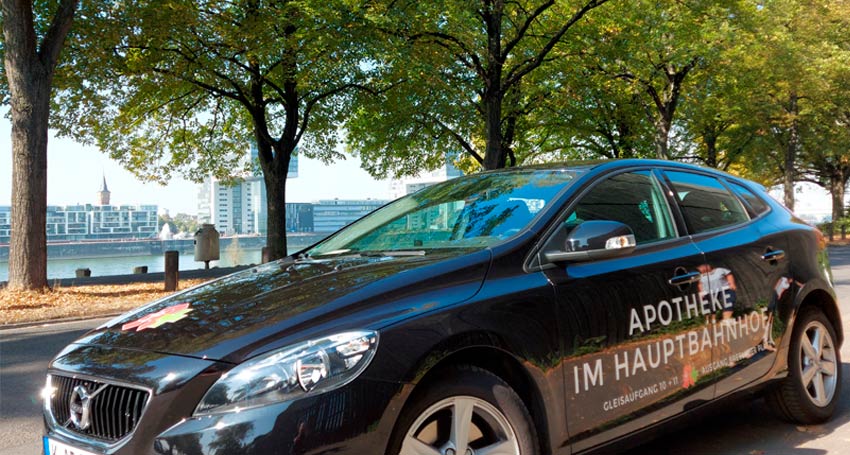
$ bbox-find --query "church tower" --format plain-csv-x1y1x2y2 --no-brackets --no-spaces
97,175,111,206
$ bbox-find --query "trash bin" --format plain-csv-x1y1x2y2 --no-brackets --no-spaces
194,224,220,269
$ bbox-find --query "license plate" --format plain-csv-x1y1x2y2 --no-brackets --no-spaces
43,437,101,455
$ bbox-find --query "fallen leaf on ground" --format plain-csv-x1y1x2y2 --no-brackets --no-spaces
0,279,211,325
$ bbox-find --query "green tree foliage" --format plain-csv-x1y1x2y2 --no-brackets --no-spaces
728,0,844,210
345,0,610,178
158,212,199,235
55,0,375,260
795,1,850,219
531,62,656,162
583,0,744,161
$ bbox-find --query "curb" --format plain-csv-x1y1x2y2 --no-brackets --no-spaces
0,313,122,331
0,266,253,331
1,264,251,289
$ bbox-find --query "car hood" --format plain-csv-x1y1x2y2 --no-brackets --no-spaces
73,250,490,363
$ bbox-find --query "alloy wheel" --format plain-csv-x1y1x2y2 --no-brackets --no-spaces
400,395,520,455
799,320,838,407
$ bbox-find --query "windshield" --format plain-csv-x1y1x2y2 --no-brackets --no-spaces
307,168,580,257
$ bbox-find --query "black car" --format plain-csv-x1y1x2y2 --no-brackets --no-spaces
43,159,842,455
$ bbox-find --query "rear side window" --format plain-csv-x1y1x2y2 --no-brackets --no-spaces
727,181,769,216
565,171,676,244
664,171,749,234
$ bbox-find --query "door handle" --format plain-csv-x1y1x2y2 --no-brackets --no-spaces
669,271,702,286
761,249,786,262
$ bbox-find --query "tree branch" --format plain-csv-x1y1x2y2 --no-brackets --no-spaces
407,31,486,78
424,114,483,164
504,0,609,89
38,0,78,68
151,66,245,104
501,0,555,60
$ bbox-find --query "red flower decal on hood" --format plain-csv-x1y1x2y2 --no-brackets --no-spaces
121,303,193,332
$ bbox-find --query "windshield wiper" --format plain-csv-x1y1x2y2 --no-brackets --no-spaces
358,250,427,257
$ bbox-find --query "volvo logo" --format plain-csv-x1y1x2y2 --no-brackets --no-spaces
69,384,105,430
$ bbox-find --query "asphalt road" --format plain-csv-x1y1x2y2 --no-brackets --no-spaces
3,248,850,455
0,317,112,455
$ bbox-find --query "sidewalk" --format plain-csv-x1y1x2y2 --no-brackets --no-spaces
0,265,250,327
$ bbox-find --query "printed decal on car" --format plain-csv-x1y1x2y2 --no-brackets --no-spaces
122,303,193,332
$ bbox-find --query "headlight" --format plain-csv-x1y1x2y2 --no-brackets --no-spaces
194,330,378,415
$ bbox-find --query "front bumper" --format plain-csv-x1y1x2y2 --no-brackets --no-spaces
44,344,407,455
153,379,404,455
46,377,405,455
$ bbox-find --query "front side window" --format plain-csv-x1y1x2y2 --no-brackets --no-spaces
308,169,580,256
664,171,749,234
564,171,676,245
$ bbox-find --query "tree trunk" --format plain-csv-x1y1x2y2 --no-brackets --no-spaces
3,0,78,290
704,133,718,168
653,117,670,160
481,2,506,171
7,75,50,290
259,141,291,261
482,93,505,170
829,173,846,221
783,92,799,211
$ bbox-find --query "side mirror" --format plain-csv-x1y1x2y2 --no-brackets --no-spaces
544,220,636,263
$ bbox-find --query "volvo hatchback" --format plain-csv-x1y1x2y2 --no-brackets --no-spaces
43,160,842,455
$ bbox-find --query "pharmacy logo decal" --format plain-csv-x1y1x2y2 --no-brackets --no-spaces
122,303,193,332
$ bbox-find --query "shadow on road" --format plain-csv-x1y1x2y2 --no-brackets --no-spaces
631,366,850,454
0,327,90,421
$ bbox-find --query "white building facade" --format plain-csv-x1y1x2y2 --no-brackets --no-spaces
388,154,464,199
198,177,262,236
0,204,158,243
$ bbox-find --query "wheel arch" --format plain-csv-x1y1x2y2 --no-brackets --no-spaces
795,283,843,347
400,344,555,455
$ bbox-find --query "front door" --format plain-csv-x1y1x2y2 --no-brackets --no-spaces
541,169,716,452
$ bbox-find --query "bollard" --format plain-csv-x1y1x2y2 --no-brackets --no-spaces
842,225,846,240
132,266,148,274
165,250,179,292
262,246,271,264
75,268,91,278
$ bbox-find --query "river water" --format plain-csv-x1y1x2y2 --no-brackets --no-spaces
0,249,264,282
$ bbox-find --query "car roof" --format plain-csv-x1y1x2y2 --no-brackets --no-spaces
507,159,748,182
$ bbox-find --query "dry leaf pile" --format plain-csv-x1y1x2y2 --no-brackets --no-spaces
0,279,210,325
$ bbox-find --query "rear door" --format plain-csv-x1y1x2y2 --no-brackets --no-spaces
661,170,792,398
539,169,715,452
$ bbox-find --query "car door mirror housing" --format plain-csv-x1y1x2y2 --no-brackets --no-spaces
543,220,637,263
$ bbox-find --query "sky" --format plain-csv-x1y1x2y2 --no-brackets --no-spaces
0,115,394,216
0,110,836,221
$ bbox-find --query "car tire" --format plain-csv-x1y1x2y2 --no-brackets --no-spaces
766,307,842,424
388,365,539,455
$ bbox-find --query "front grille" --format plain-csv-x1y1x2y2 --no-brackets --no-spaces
50,374,149,442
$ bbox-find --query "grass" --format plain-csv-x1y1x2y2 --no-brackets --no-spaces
0,279,211,325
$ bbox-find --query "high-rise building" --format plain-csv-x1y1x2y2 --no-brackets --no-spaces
197,178,259,236
312,199,387,232
388,152,464,199
285,203,314,232
197,143,300,236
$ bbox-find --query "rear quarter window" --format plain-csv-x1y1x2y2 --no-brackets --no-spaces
727,181,770,216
